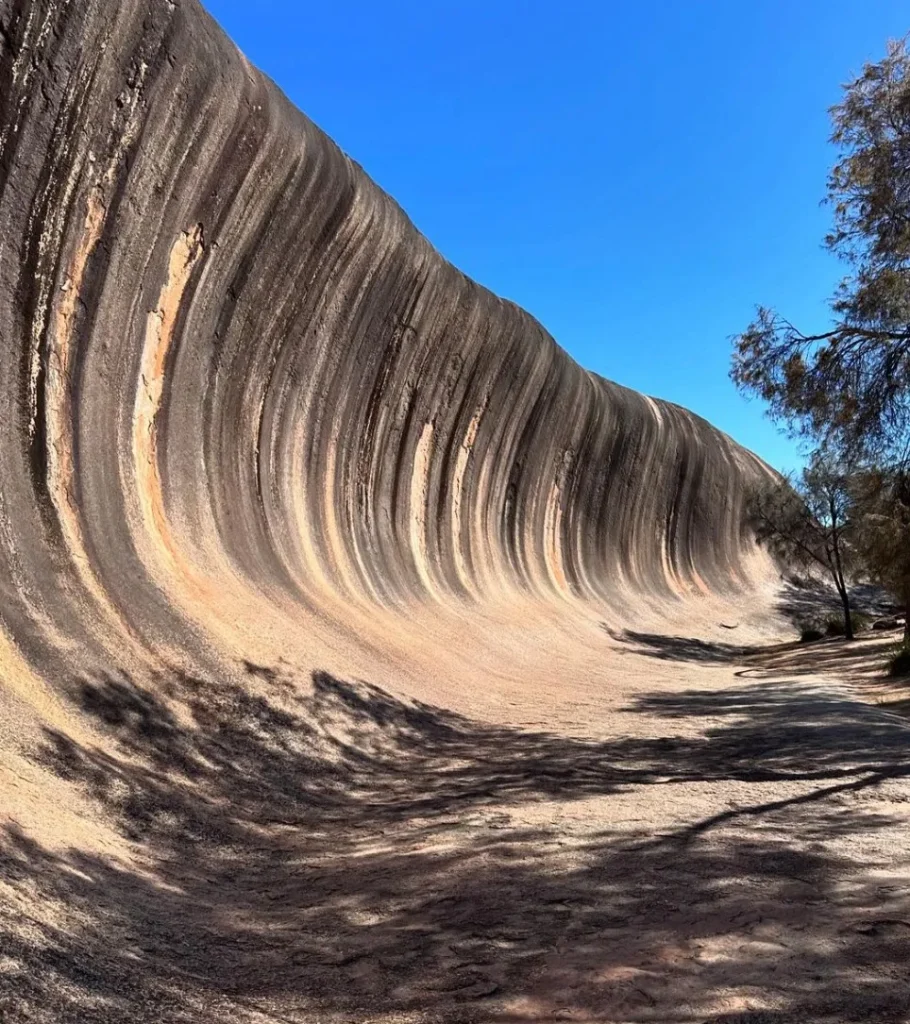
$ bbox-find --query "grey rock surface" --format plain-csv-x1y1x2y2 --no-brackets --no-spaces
5,7,910,1024
0,0,771,680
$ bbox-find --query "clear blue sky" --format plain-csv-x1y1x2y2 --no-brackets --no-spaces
202,0,909,472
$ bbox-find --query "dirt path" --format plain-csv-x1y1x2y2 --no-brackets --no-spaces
2,620,910,1023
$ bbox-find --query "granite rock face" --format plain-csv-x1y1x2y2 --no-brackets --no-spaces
0,0,771,676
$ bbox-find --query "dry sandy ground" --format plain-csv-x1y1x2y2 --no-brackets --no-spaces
1,585,909,1023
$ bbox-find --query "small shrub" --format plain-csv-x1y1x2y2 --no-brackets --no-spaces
800,627,824,642
822,612,872,637
824,616,847,637
888,646,910,677
797,610,871,641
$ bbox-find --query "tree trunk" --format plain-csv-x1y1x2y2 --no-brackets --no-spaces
829,527,853,641
838,584,854,641
904,605,909,647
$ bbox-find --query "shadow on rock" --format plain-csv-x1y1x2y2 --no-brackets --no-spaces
776,578,899,630
605,625,757,664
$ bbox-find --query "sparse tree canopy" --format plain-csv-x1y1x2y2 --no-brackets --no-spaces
748,456,856,639
732,40,910,463
851,467,910,642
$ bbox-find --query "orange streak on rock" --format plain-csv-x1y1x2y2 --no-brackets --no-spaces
133,226,205,588
410,420,435,595
46,187,105,559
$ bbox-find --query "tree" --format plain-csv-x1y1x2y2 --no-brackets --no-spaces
732,39,910,630
732,39,910,465
748,456,856,639
851,466,910,643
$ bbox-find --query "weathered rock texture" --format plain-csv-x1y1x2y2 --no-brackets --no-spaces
18,7,910,1024
0,0,773,686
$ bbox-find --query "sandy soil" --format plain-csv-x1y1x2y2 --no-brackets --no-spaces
1,583,909,1024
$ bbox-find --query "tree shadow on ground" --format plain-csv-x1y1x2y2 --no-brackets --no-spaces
608,622,903,689
745,633,902,683
605,625,758,664
2,664,910,1022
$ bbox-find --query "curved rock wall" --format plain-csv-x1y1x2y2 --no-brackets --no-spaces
0,0,771,678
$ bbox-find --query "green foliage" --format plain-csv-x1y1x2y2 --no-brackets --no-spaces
733,38,910,633
749,456,854,570
748,454,857,638
850,468,910,626
732,39,910,464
